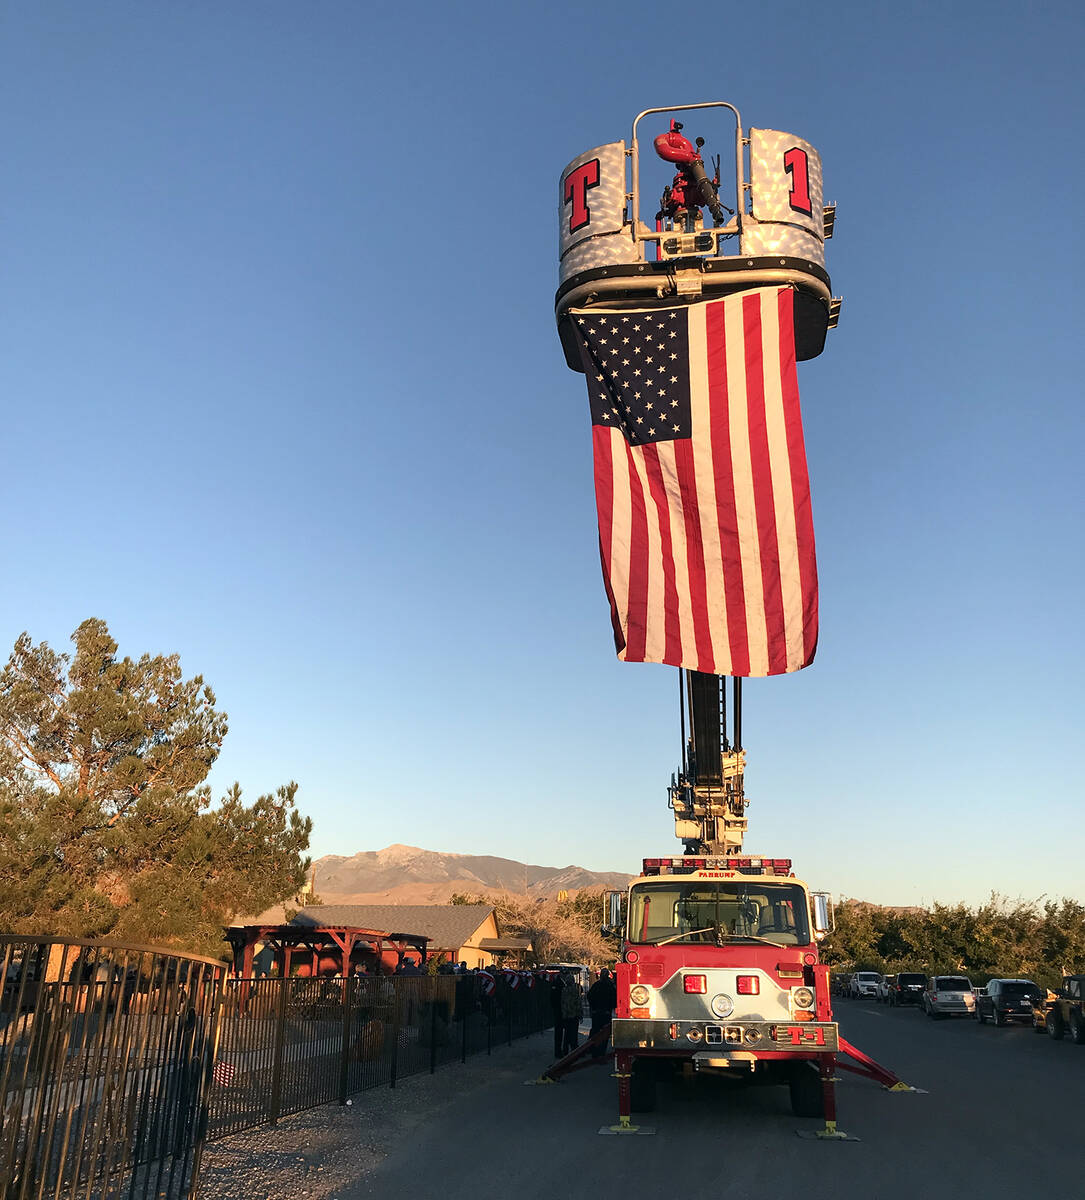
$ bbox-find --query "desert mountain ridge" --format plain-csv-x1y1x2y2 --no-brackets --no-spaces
309,844,632,905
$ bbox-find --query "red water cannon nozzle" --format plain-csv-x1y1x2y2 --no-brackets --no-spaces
653,121,700,167
652,120,731,230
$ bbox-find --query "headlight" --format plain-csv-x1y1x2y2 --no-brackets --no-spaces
710,993,734,1018
792,987,815,1009
629,984,650,1006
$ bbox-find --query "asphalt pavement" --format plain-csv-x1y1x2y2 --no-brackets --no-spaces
202,1004,1085,1200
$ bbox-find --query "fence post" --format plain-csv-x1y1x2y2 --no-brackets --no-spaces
337,976,352,1105
389,980,400,1089
268,976,289,1123
429,982,438,1075
461,992,468,1063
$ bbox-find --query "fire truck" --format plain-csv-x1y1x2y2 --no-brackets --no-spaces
608,672,839,1124
554,105,904,1130
614,854,835,1116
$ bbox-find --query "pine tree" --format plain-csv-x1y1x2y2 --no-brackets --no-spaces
0,619,311,957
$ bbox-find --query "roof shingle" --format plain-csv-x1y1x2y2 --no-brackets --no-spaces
292,904,495,950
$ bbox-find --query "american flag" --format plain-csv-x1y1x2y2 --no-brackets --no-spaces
212,1060,236,1087
573,286,817,677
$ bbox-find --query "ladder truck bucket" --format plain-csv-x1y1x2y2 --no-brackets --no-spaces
557,102,841,374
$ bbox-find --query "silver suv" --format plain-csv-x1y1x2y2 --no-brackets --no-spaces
922,975,975,1019
850,971,882,999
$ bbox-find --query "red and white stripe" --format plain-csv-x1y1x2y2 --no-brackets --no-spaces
590,286,817,676
212,1060,236,1086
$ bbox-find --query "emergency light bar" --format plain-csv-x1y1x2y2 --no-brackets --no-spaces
641,856,793,876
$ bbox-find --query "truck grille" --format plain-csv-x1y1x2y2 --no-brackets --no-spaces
613,1018,837,1053
704,1024,760,1046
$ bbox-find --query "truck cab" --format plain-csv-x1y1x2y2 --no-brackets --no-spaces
612,854,836,1116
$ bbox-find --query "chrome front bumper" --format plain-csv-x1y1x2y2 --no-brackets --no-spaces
613,1017,838,1053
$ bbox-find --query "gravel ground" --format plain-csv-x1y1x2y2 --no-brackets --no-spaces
196,1030,558,1200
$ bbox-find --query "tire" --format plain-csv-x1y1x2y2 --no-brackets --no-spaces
993,1007,1005,1027
789,1063,824,1118
977,1006,986,1025
629,1058,656,1112
1069,1012,1085,1045
1047,1010,1065,1041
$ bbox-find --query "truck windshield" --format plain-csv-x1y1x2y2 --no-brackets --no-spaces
627,880,811,947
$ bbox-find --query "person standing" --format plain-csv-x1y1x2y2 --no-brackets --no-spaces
549,970,565,1058
587,968,617,1059
559,969,581,1055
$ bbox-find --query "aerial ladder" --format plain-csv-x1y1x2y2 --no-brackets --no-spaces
669,672,748,855
553,102,913,1125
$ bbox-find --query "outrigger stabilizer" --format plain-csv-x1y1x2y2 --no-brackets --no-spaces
529,1023,614,1085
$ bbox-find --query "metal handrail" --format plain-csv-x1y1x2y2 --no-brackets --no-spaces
630,102,744,248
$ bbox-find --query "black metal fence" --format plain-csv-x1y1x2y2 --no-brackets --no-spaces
1,940,553,1200
207,973,552,1139
0,936,226,1200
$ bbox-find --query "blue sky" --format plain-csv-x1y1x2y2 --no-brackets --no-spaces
2,1,1081,908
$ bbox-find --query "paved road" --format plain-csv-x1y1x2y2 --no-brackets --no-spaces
338,1000,1085,1200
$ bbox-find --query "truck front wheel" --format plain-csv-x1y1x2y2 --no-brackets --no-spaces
1069,1011,1085,1045
1046,1010,1065,1040
789,1063,824,1118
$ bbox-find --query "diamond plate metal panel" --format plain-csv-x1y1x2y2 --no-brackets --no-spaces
743,128,825,265
559,141,641,284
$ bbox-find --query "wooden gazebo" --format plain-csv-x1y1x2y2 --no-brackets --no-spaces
224,923,429,978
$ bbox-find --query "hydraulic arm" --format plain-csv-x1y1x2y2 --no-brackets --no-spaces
668,671,748,854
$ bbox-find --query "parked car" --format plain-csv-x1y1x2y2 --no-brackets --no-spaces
889,972,926,1006
975,978,1043,1027
922,975,975,1019
1038,974,1085,1043
850,971,882,1000
876,974,897,1003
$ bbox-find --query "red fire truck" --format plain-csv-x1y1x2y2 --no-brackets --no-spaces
553,107,901,1130
594,672,905,1132
602,671,859,1129
613,852,836,1121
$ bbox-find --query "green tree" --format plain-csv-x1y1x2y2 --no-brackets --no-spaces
820,893,1084,989
0,619,311,957
820,901,882,970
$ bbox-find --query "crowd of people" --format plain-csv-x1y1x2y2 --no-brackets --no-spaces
551,967,617,1061
360,957,621,1062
